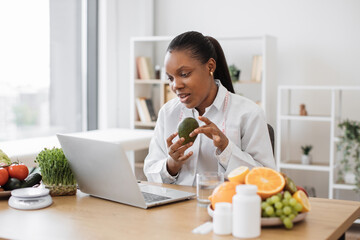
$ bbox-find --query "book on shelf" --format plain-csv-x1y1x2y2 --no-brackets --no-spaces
145,98,157,122
135,97,151,122
136,56,155,80
164,85,177,103
251,55,263,82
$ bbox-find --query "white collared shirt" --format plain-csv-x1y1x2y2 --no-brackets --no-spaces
143,80,275,186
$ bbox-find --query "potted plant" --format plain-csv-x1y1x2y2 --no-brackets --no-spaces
337,120,360,189
228,64,240,82
35,147,77,196
301,145,313,165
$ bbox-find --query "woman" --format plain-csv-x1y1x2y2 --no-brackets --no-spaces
144,31,275,186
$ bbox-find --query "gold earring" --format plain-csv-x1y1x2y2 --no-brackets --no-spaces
210,72,213,76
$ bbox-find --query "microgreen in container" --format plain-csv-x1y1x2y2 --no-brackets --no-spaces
35,147,77,196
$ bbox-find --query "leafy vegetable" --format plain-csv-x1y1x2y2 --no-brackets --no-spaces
0,149,12,166
35,147,76,186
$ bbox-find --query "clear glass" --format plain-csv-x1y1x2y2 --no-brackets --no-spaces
196,172,224,207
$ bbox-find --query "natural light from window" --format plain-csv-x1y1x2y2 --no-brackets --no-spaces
0,0,50,141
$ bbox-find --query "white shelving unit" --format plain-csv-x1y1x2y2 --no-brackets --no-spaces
130,35,277,130
276,85,360,199
130,36,174,129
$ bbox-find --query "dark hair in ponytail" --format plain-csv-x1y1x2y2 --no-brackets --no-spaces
167,31,235,93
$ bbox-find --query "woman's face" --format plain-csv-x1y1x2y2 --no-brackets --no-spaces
164,50,217,115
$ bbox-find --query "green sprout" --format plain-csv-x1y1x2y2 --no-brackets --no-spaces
35,147,76,186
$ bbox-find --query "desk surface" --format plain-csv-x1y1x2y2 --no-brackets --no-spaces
0,183,359,240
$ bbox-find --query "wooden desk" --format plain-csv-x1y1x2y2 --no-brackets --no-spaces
0,183,359,240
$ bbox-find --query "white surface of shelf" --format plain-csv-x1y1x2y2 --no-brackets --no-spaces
332,184,357,190
237,80,262,84
279,163,330,172
135,79,167,84
280,115,332,122
279,85,360,91
134,121,157,128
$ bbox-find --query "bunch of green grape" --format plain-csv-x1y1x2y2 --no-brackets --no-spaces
261,191,303,229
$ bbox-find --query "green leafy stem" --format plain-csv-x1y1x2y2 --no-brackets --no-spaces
35,147,76,186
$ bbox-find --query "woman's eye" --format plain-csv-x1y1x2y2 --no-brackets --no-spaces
167,76,174,82
181,72,189,77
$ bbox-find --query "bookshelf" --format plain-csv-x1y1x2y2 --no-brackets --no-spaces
276,85,360,199
130,35,277,130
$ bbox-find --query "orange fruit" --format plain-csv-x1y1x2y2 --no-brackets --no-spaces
208,181,237,210
293,190,311,212
228,166,249,184
244,167,285,199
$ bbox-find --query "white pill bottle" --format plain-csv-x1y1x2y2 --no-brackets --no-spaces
232,184,261,238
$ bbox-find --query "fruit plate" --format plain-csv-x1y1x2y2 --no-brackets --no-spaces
207,204,307,227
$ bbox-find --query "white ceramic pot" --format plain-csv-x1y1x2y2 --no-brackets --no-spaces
301,155,312,165
344,172,356,185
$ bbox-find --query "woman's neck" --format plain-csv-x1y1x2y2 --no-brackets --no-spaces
196,82,218,116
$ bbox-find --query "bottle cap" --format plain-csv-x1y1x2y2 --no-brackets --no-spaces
236,184,258,195
214,202,232,213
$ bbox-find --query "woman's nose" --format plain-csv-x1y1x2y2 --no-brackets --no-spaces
172,77,184,90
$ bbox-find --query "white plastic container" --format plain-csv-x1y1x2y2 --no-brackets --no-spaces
232,184,261,238
213,202,232,235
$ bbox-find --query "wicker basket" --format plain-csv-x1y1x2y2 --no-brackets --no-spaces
45,184,77,196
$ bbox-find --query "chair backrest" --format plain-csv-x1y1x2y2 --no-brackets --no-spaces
267,124,275,156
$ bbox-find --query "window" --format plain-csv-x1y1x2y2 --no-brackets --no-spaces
0,0,87,141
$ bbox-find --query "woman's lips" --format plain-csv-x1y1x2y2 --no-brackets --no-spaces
178,93,191,103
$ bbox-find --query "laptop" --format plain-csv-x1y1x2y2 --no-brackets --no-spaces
56,134,195,209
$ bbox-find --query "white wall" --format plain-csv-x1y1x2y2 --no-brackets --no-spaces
98,0,154,129
154,0,360,86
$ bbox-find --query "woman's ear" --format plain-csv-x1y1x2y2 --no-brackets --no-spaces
207,58,216,74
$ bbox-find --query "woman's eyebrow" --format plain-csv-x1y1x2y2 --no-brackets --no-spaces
176,66,191,73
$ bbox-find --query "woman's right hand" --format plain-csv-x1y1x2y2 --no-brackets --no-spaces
166,132,193,176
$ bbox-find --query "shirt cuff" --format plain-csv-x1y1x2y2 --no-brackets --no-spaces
216,140,233,169
160,159,179,184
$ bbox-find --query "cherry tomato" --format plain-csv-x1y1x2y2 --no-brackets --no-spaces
0,168,9,186
8,164,29,181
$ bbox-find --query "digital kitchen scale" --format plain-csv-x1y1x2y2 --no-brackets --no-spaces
8,188,53,210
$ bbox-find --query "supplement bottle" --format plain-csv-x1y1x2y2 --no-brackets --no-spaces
232,184,261,238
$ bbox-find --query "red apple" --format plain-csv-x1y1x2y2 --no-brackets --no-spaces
296,186,309,197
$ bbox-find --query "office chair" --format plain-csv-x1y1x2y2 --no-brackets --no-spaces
267,124,275,156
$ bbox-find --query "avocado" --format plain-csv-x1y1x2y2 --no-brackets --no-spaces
178,117,199,145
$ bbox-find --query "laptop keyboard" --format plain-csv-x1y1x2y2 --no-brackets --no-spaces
141,192,171,203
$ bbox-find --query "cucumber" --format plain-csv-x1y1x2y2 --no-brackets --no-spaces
21,173,42,188
3,178,22,191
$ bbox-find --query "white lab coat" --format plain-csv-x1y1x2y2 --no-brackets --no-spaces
143,80,275,186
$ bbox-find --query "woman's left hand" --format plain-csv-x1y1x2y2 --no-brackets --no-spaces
189,116,229,152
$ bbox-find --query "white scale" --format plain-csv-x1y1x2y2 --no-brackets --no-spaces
8,188,53,210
